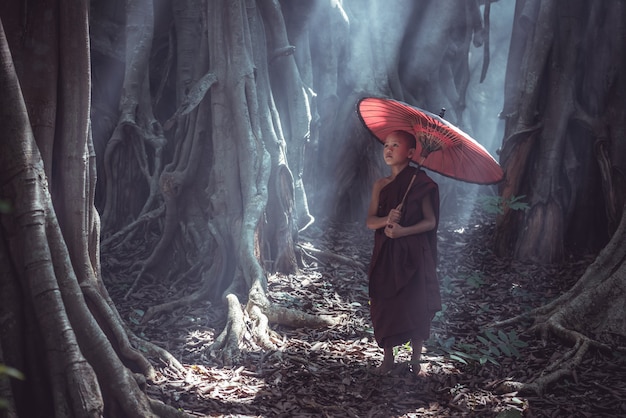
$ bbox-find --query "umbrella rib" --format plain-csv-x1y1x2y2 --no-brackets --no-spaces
357,97,504,184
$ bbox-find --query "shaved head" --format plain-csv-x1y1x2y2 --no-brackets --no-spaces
388,130,416,149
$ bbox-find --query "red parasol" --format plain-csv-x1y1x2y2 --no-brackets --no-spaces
357,97,504,185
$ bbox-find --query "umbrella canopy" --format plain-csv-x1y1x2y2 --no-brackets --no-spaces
357,97,504,185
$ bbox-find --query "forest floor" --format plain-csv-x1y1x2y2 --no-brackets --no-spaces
109,208,626,418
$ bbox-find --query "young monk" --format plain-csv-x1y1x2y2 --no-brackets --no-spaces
366,130,441,377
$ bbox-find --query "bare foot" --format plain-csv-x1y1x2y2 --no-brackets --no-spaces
410,361,429,378
410,339,427,377
373,347,395,375
373,360,394,375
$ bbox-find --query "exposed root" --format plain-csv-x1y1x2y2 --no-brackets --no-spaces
247,275,339,329
101,206,164,250
141,222,229,323
247,304,279,350
489,309,534,329
208,283,339,366
492,208,626,395
149,398,195,418
493,319,609,396
82,283,158,380
208,294,247,366
127,332,185,373
263,304,339,328
297,243,366,271
163,71,217,130
141,262,213,323
495,339,589,395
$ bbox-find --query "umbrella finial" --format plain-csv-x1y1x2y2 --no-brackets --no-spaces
439,108,446,118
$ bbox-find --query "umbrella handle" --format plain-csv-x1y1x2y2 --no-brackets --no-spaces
395,157,424,211
395,173,417,212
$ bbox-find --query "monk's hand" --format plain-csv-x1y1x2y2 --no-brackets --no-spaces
385,222,403,238
387,208,401,225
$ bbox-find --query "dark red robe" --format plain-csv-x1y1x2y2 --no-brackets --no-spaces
368,165,441,348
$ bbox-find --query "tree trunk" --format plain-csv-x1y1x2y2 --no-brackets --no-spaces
491,0,626,393
88,0,334,367
88,0,489,362
495,0,626,262
7,0,626,414
313,0,488,221
0,4,187,417
494,204,626,395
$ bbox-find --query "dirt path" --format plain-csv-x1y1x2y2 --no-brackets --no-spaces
109,211,626,417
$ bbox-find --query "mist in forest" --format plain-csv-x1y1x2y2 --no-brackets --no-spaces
445,0,511,225
466,1,514,156
321,1,515,224
441,0,515,223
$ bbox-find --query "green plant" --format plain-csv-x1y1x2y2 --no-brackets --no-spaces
428,329,528,367
432,303,448,323
393,341,412,357
0,364,24,410
465,272,485,289
0,199,11,214
496,408,524,418
129,308,145,325
478,195,529,215
438,275,453,296
478,329,528,359
509,283,534,302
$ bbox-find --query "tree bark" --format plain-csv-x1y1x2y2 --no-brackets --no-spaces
0,4,189,417
496,0,626,262
494,204,626,395
88,0,491,360
491,0,626,394
6,0,626,414
88,0,342,370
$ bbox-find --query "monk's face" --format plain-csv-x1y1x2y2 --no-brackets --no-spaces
383,132,415,166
